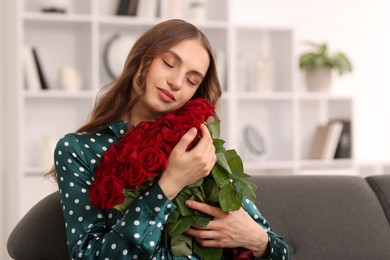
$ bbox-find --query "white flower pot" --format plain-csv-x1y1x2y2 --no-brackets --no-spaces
305,67,332,92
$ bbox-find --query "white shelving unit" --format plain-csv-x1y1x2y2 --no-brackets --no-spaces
13,0,357,217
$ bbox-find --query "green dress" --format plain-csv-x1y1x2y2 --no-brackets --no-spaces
54,120,290,259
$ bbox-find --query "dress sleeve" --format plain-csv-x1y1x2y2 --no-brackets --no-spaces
242,198,291,260
54,134,183,259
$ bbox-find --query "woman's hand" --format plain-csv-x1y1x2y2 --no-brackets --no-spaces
158,124,216,199
184,200,270,258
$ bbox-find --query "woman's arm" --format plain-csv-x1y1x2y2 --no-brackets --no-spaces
55,134,175,259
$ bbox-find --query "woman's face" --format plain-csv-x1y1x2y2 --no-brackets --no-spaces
132,39,210,122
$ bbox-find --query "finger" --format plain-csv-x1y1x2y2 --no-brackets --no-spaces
171,127,198,154
185,200,224,217
191,124,213,151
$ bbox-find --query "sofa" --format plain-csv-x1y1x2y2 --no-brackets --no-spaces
7,174,390,260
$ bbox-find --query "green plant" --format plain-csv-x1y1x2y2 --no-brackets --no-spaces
299,42,353,76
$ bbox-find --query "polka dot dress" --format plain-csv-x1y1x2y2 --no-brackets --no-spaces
54,120,290,259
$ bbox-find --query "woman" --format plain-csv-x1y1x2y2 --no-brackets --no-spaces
54,19,290,259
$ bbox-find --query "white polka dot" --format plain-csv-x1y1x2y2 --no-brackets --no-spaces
120,129,125,134
123,250,128,255
96,251,100,256
73,173,79,177
149,241,155,247
58,151,62,155
135,207,141,212
65,193,69,198
102,146,107,151
67,159,72,163
111,243,116,249
72,152,77,157
81,188,87,193
78,252,82,257
134,220,140,226
157,194,163,199
97,214,103,219
84,144,89,148
75,199,79,204
134,233,140,239
85,205,91,210
96,133,101,136
62,166,66,171
79,167,85,172
121,222,126,226
71,228,76,233
145,191,150,196
69,210,73,215
133,255,139,259
157,222,162,228
167,204,172,208
78,217,83,222
91,159,96,164
86,181,91,185
64,142,69,146
108,138,113,143
70,182,74,187
108,213,113,219
149,220,155,225
154,207,160,212
90,138,96,142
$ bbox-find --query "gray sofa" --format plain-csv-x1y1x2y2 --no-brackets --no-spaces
7,174,390,259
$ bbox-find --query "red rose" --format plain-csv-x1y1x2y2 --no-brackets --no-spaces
138,146,168,172
90,175,125,209
121,159,157,188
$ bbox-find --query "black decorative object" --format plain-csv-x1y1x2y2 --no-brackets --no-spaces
243,126,266,158
32,48,49,90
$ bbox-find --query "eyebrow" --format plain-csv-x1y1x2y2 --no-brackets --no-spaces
166,50,205,80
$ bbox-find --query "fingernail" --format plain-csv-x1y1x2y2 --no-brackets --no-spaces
189,127,197,135
185,200,192,206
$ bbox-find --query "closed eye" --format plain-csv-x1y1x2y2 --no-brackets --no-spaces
163,59,175,68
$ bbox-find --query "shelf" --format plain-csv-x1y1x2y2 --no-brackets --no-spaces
23,90,95,99
23,12,92,23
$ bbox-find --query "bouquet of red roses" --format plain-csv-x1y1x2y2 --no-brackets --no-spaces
90,98,257,260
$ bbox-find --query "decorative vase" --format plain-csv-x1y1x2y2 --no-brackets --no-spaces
305,67,332,92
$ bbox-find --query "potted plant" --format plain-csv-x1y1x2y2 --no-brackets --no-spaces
299,42,353,91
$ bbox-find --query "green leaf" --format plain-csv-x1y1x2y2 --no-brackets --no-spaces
192,215,211,227
213,139,226,154
172,188,194,217
211,163,230,186
224,149,243,173
168,216,193,236
216,153,232,175
203,177,220,203
170,234,193,257
206,120,220,139
234,177,257,202
193,240,223,260
219,184,243,212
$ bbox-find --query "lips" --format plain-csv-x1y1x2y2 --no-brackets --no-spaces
157,88,176,102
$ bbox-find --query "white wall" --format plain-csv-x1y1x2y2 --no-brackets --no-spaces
231,0,390,163
0,0,5,256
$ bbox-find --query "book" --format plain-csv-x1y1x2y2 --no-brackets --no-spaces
309,124,330,160
117,0,130,15
334,120,352,159
309,121,344,160
321,121,344,160
32,48,49,90
23,46,41,91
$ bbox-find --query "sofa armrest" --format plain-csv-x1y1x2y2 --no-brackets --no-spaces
7,191,69,260
366,174,390,225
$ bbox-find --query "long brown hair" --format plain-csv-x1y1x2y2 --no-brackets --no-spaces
78,19,222,134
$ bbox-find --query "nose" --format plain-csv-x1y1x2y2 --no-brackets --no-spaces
167,71,183,90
